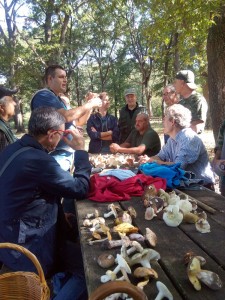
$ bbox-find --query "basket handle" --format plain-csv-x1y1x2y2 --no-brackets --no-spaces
88,281,148,300
0,242,46,284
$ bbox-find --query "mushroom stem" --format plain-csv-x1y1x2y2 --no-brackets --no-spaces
89,237,108,245
155,281,173,300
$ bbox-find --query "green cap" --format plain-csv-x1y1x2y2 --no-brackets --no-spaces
124,88,136,96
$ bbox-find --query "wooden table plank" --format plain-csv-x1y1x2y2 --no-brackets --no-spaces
180,188,225,213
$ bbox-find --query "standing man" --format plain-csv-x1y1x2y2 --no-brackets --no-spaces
110,112,161,156
174,70,208,134
31,65,101,216
31,64,102,171
163,84,179,107
118,88,143,144
0,86,18,152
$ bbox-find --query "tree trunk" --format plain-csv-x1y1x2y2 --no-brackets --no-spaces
207,7,225,140
14,98,25,133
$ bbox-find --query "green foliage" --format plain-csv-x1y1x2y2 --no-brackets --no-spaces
0,0,223,117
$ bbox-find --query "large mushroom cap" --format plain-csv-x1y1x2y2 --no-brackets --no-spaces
97,253,115,268
134,267,158,279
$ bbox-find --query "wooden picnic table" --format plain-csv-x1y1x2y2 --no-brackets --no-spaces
75,187,225,299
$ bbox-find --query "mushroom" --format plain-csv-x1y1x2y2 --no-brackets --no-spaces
195,218,210,233
104,204,118,218
196,270,223,290
100,254,131,283
126,241,144,256
134,267,158,288
101,236,131,250
121,212,132,224
155,281,173,300
184,251,206,266
163,205,183,227
129,233,145,242
127,206,137,218
178,199,193,215
97,253,115,269
167,191,180,205
145,228,157,247
101,239,123,250
145,207,156,220
113,222,139,234
141,184,158,203
129,248,160,268
187,256,222,291
85,209,99,219
89,237,108,245
183,212,199,224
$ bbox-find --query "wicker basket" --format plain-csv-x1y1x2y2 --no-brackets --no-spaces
88,281,148,300
0,243,50,300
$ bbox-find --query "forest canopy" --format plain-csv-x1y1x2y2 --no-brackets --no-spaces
0,0,224,138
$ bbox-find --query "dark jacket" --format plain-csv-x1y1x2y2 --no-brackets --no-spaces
0,119,17,152
118,103,143,143
87,112,119,153
0,134,91,277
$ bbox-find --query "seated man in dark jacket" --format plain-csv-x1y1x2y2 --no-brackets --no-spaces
110,112,161,157
0,107,91,299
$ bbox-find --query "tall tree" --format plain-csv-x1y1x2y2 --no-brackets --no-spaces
0,0,26,132
207,3,225,139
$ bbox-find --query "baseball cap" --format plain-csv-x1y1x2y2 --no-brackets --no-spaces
0,86,18,100
175,70,197,90
125,88,136,96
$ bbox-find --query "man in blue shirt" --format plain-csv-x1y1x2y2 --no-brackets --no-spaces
31,65,101,215
31,64,102,171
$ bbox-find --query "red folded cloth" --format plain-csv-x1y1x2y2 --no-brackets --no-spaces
88,173,167,202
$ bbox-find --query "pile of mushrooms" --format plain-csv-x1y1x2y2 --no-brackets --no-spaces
142,188,211,233
84,203,174,299
89,153,137,169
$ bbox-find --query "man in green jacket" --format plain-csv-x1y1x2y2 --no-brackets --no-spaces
118,88,144,143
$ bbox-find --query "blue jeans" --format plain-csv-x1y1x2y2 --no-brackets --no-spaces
52,272,87,300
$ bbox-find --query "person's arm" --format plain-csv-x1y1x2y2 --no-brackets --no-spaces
147,155,174,165
58,97,102,123
110,142,146,155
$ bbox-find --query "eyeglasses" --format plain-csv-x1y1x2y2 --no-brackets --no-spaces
163,91,175,96
55,129,70,138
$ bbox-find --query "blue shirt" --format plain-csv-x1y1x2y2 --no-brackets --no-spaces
31,89,75,153
157,128,214,184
